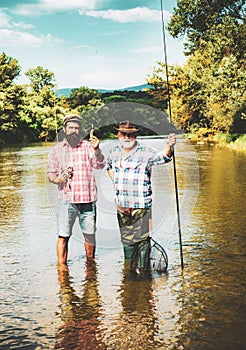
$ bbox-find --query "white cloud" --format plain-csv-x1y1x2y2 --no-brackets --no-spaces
78,69,143,89
0,10,11,28
13,21,34,30
79,7,170,23
0,9,34,30
14,0,98,16
0,29,42,46
0,29,62,47
41,0,98,10
132,46,161,54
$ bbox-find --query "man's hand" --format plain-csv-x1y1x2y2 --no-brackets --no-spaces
48,171,68,185
164,133,176,157
89,129,105,162
89,129,99,149
167,133,176,147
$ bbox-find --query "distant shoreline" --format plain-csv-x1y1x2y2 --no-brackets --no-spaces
186,133,246,151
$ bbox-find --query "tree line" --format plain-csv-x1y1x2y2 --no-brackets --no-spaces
148,0,246,137
0,0,245,146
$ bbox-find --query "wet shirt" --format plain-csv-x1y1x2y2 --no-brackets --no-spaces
47,139,105,203
107,141,172,208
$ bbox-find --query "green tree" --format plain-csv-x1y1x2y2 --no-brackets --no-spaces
24,65,63,141
168,0,245,57
0,52,20,88
25,66,55,93
103,95,128,103
0,53,27,144
150,0,246,135
68,86,102,109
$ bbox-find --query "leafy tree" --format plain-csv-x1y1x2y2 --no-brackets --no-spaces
103,95,128,103
0,53,26,143
68,86,102,109
0,52,21,88
23,65,64,141
25,66,55,93
101,90,155,107
147,0,246,135
147,47,246,135
168,0,246,56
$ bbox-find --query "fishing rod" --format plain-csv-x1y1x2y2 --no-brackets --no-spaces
160,0,184,270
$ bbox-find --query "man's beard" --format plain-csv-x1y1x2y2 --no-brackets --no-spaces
66,133,81,147
119,138,136,149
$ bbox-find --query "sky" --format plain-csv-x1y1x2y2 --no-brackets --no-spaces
0,0,186,90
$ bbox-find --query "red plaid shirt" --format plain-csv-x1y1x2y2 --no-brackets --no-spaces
47,139,105,203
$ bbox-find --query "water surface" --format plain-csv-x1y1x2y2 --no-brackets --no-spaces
0,139,245,349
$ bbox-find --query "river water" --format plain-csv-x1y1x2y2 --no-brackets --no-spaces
0,138,245,350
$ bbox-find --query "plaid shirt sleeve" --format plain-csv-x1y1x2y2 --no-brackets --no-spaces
88,143,106,169
47,144,61,177
147,146,172,167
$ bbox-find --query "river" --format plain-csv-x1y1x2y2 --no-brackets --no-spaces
0,138,245,350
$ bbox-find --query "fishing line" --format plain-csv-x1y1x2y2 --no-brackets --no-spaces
53,44,98,143
160,0,184,270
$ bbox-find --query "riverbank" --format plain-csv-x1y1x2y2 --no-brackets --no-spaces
186,133,246,151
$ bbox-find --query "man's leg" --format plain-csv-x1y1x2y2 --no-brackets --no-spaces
77,202,96,260
123,244,135,259
56,236,70,265
56,200,76,265
84,236,96,260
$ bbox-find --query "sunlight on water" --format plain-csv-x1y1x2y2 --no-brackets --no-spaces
0,140,245,349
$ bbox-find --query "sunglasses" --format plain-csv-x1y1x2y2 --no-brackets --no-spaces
119,131,137,138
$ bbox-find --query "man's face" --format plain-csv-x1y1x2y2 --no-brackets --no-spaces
64,121,81,147
118,131,137,149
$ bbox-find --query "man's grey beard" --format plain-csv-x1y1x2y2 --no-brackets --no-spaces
119,139,136,149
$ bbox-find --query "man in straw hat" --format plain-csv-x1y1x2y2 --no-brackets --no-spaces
107,120,176,267
47,114,105,265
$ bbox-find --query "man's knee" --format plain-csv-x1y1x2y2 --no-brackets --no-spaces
57,236,69,245
83,233,96,246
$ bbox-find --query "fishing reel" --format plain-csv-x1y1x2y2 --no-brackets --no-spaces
67,167,73,179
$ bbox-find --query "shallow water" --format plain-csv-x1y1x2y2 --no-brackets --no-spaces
0,139,245,349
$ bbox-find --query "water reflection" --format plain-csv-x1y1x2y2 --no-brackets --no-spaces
55,261,106,349
173,145,246,350
0,148,23,229
1,142,245,349
106,262,163,350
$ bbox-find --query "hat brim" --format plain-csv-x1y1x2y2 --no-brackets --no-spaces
114,127,140,133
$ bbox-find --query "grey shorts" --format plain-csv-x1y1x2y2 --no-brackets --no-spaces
117,208,151,245
57,200,96,240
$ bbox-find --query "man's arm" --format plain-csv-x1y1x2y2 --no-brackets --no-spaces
89,130,106,166
164,133,176,157
94,148,105,163
47,172,67,185
107,169,114,181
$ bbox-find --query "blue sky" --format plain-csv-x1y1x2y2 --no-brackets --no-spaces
0,0,186,90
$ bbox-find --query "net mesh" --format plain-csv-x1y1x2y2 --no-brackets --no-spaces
130,237,168,276
149,237,168,273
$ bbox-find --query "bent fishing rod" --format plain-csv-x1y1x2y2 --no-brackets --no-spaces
160,0,184,270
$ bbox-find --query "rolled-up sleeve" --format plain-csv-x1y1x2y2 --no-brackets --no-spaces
47,147,59,177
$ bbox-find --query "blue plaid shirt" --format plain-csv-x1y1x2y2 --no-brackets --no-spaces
107,141,172,208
